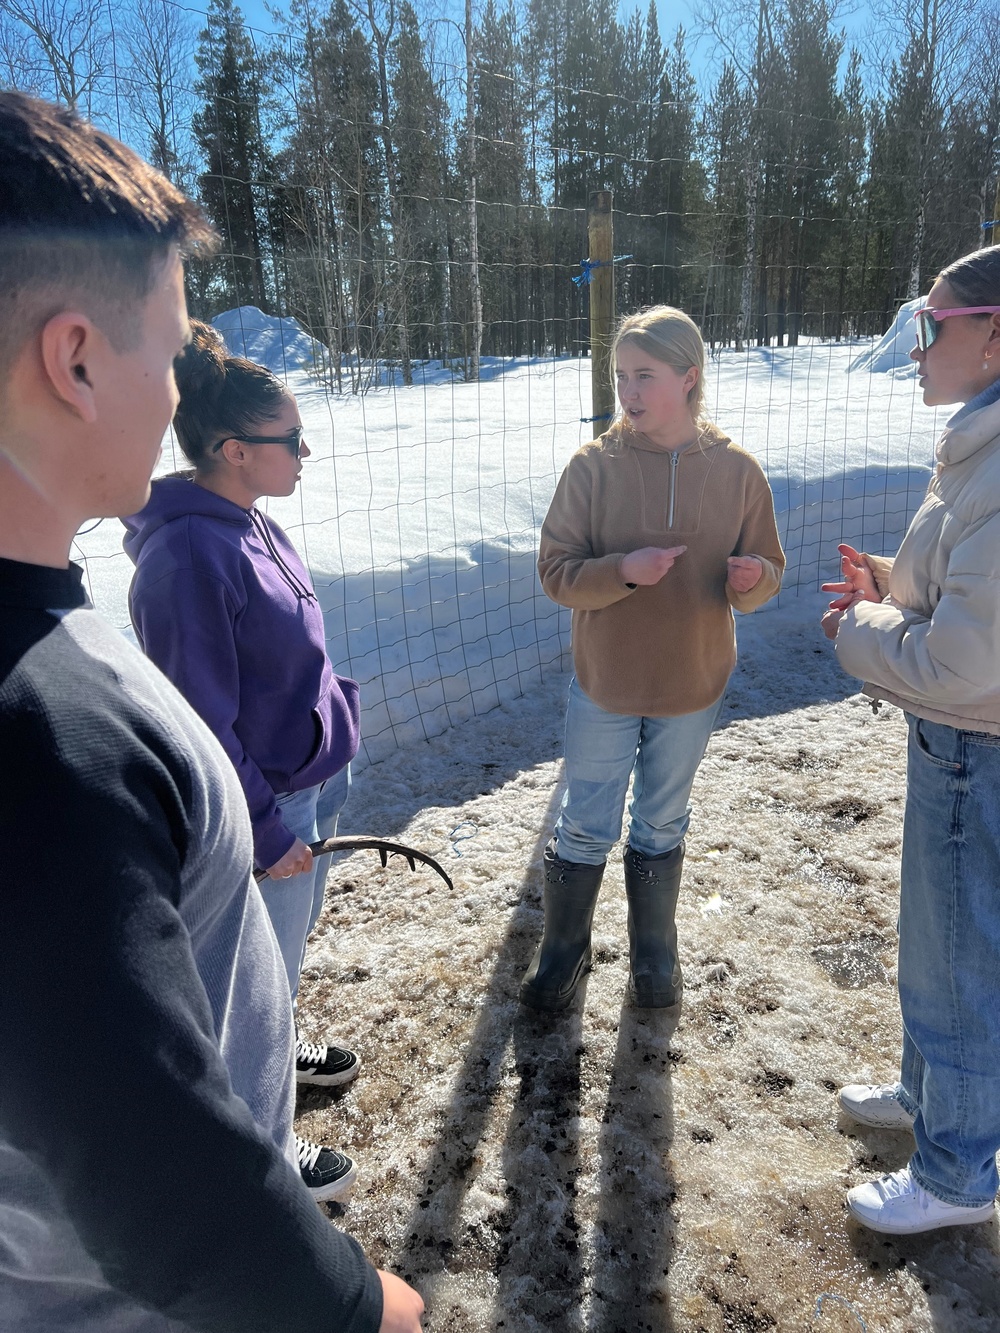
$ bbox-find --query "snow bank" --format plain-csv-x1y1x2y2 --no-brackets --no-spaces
849,297,925,374
212,306,327,375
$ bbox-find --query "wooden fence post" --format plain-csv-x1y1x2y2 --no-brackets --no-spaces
588,190,615,427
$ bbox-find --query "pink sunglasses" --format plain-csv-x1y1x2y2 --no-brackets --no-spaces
912,305,1000,352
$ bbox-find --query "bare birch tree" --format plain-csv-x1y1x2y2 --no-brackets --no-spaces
0,0,110,112
0,8,43,91
118,0,197,185
464,0,481,379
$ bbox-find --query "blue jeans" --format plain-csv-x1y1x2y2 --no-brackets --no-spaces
553,677,725,865
895,716,1000,1207
259,766,350,1006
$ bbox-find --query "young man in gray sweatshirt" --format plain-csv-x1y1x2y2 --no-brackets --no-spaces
0,90,423,1333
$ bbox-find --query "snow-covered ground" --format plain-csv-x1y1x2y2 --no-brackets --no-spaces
73,312,946,769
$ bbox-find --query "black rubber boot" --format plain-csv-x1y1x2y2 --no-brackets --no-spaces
623,842,684,1008
519,843,605,1012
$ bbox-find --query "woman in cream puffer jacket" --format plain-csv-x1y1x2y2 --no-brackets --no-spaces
836,390,1000,732
822,244,1000,1238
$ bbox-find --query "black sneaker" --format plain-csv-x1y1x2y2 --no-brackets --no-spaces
295,1036,360,1087
296,1135,357,1202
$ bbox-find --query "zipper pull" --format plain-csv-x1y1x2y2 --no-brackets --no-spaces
668,451,679,528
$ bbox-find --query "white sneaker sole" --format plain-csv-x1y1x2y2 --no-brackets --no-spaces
838,1086,915,1130
848,1196,995,1235
305,1161,358,1204
296,1062,360,1087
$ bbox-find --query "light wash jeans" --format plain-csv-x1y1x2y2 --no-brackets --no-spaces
553,676,725,865
894,716,1000,1207
259,765,350,1006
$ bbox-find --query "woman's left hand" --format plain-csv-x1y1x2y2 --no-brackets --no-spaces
820,607,844,640
727,556,762,593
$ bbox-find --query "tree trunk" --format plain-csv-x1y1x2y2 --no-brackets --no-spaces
367,0,412,386
465,0,482,381
737,167,758,352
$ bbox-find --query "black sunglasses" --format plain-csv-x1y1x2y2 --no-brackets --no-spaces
211,426,304,458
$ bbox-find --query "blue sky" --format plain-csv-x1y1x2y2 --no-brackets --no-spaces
206,0,873,95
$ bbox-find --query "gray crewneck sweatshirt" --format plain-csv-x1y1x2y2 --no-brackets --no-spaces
0,558,381,1332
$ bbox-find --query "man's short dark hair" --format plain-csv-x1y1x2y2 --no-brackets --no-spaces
0,92,216,377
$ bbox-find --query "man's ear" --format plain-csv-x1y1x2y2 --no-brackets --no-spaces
38,312,101,423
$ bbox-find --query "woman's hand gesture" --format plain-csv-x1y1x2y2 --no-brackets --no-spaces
726,555,763,593
621,545,687,586
820,543,882,640
821,543,881,609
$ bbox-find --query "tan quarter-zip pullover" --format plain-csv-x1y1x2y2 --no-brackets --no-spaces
538,423,785,716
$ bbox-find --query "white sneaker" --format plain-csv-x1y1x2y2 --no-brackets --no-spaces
838,1082,915,1130
847,1167,996,1234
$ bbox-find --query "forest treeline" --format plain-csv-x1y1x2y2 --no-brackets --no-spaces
2,0,998,383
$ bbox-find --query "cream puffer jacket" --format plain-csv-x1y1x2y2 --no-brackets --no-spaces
835,394,1000,735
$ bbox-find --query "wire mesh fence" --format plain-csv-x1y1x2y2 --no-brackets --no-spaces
6,0,996,764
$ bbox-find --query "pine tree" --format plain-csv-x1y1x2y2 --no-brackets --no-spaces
869,0,971,298
824,47,870,336
702,59,750,345
272,0,386,386
703,0,786,346
391,0,451,361
193,0,274,312
773,0,841,343
664,28,710,310
473,0,530,354
269,0,346,384
560,0,624,208
614,2,664,310
631,21,707,311
521,0,576,352
947,20,1000,249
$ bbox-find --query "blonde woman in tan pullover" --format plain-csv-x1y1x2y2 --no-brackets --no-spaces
520,306,784,1014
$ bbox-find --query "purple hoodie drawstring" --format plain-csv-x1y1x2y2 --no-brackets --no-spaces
249,511,315,602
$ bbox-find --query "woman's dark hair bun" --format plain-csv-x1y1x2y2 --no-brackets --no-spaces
172,319,227,404
171,318,288,468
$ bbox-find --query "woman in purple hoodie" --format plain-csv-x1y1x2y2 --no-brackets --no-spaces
124,321,361,1200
